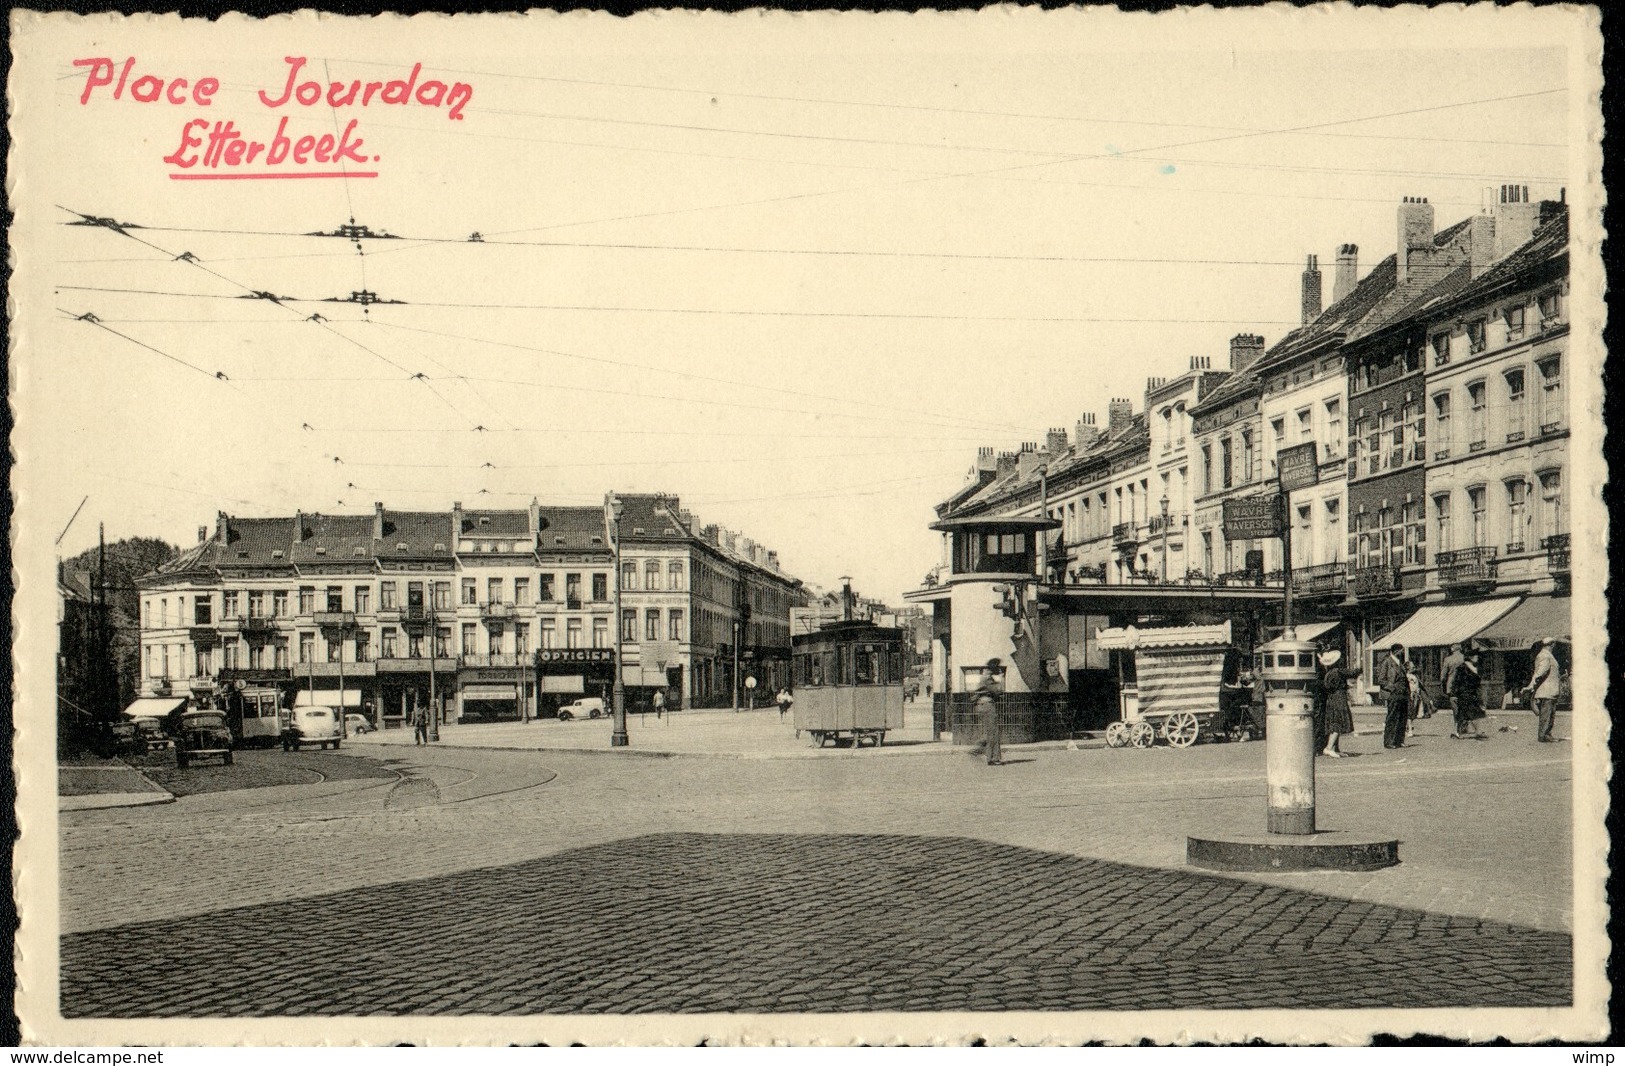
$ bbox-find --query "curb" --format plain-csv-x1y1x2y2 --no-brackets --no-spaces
350,737,1103,761
60,790,175,811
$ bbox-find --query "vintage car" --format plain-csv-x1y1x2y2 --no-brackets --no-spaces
556,697,606,722
344,713,376,735
283,706,343,751
174,710,234,768
131,716,171,752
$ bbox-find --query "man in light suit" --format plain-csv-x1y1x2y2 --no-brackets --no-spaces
1378,642,1410,749
1523,638,1563,743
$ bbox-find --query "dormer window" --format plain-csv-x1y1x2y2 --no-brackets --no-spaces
271,549,284,559
1538,290,1560,321
1466,318,1486,354
434,543,446,552
314,547,326,556
398,543,409,552
1502,304,1526,339
353,546,365,557
478,517,490,526
236,551,249,559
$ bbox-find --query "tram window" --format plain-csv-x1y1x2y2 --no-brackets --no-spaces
811,656,824,686
856,649,877,685
889,650,903,684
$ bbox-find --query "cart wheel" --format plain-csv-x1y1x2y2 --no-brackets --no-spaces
875,732,885,747
1164,711,1200,748
1129,722,1156,749
1105,722,1129,748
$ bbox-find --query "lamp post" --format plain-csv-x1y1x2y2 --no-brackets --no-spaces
1160,494,1170,582
607,492,629,748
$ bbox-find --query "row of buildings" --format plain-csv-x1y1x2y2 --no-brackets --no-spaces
911,187,1571,736
134,495,804,725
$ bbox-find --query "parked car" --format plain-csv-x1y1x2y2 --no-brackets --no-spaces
283,706,343,751
101,719,145,758
344,713,376,735
174,710,234,768
556,697,605,722
132,716,171,751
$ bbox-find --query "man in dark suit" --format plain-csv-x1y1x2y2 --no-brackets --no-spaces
1378,642,1410,749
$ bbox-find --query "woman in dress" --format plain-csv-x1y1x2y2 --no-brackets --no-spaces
1319,650,1360,757
1450,650,1486,739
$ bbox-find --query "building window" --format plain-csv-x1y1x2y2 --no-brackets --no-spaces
1538,356,1563,433
645,609,660,642
1402,500,1425,566
645,560,661,591
353,586,369,615
1160,408,1173,452
272,590,288,618
564,573,581,608
435,627,451,658
1467,318,1486,354
249,642,266,671
354,631,371,662
515,623,530,655
461,578,476,606
248,591,266,619
1431,331,1451,366
1467,381,1487,451
325,586,343,613
539,574,555,602
193,596,212,625
1505,368,1526,442
1294,505,1313,568
1433,494,1452,556
381,628,397,659
1404,344,1422,373
1538,290,1561,322
669,560,685,591
298,586,315,615
1200,445,1213,494
1323,400,1341,459
487,578,502,604
621,609,636,642
622,561,636,590
538,619,555,650
1503,304,1526,340
1295,407,1312,442
434,581,451,610
1323,499,1341,565
592,617,608,649
1432,392,1452,459
1539,470,1564,539
327,637,342,664
591,573,607,601
487,625,503,656
1505,479,1529,552
195,647,212,677
669,608,685,642
298,632,314,664
566,618,583,649
1220,437,1233,489
377,581,394,611
222,641,238,671
514,577,530,606
1201,531,1213,576
1468,486,1487,547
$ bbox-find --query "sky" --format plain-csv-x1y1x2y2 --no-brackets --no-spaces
12,8,1590,604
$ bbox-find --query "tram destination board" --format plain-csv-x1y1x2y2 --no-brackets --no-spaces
1223,494,1285,540
1276,442,1321,492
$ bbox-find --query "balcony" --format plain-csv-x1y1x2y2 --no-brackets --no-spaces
313,611,357,629
1539,421,1563,437
237,616,279,637
1111,522,1138,548
1543,533,1570,575
1505,540,1526,555
1350,565,1400,599
375,655,459,673
1291,561,1348,598
1437,546,1499,590
460,653,529,669
1067,563,1108,584
304,661,378,678
1469,440,1487,453
401,604,436,629
481,602,517,621
189,625,221,645
565,597,584,611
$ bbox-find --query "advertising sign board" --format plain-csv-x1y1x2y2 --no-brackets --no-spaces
1277,442,1321,492
1224,495,1285,540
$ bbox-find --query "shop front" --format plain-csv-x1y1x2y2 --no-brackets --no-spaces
535,647,615,719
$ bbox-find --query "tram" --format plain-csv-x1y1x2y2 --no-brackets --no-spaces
790,620,907,747
233,685,286,747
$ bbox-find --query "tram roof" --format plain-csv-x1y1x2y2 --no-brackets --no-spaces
928,515,1061,534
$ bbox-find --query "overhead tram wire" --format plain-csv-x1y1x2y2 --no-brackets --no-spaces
323,57,1568,149
54,306,240,388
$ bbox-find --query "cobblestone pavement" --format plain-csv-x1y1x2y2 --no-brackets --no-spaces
61,831,1569,1016
58,730,1572,1016
133,747,398,797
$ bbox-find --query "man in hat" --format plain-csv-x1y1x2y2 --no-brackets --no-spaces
974,657,1005,766
1522,637,1563,742
1377,641,1411,749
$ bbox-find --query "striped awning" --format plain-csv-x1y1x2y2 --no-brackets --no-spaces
1094,621,1232,651
1136,648,1229,719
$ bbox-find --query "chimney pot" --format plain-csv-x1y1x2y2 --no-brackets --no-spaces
198,525,208,544
1301,254,1323,324
1332,243,1359,305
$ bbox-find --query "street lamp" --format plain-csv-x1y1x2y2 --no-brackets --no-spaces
607,492,629,748
1160,494,1171,582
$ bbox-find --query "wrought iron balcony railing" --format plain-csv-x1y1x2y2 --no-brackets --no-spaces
1350,565,1400,598
1291,561,1348,597
1542,533,1570,574
1436,546,1498,588
1111,521,1138,547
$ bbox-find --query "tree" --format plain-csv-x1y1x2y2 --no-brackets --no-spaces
61,536,180,713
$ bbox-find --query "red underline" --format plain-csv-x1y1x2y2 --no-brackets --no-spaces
168,172,380,181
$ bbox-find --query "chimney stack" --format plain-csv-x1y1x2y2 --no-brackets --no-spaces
216,511,230,546
1107,398,1133,434
197,525,208,544
294,509,305,544
1301,254,1322,324
452,501,464,545
1045,427,1068,454
1074,411,1102,449
1493,183,1541,260
976,446,997,473
995,451,1018,479
373,501,385,541
1188,355,1212,371
1229,333,1265,370
528,496,541,540
1396,196,1436,284
1332,244,1359,305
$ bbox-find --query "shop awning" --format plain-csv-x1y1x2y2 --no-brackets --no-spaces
122,697,186,718
1269,620,1341,642
1473,595,1572,652
1094,621,1232,651
462,684,518,701
294,690,363,707
1381,597,1521,651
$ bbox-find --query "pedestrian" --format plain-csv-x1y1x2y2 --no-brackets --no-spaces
652,688,666,720
975,657,1005,767
1378,642,1411,749
776,686,794,720
1220,667,1256,741
1450,648,1487,739
1319,650,1360,757
1521,637,1563,742
1406,661,1435,720
411,702,429,746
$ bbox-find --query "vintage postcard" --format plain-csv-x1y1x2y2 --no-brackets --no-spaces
9,4,1609,1047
